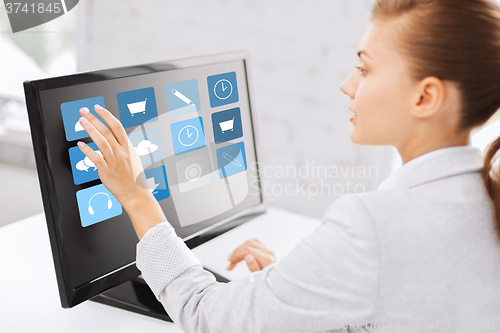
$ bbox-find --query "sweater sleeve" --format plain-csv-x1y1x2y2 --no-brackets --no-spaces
136,194,380,333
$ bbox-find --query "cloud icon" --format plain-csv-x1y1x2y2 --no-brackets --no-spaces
135,140,158,156
76,151,103,172
75,119,85,132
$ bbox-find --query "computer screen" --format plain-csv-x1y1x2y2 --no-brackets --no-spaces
24,52,264,308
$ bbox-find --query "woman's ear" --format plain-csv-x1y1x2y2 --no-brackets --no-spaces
412,76,446,119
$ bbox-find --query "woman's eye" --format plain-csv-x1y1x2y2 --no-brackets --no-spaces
355,66,367,76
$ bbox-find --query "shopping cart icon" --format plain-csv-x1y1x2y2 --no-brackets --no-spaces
117,87,157,129
219,117,235,133
127,98,147,116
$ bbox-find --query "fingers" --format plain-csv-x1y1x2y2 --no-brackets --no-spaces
246,245,276,268
226,260,238,271
244,254,261,272
227,239,267,264
93,104,129,146
77,141,106,169
79,107,118,151
252,238,263,245
78,115,114,160
245,238,263,246
226,240,276,271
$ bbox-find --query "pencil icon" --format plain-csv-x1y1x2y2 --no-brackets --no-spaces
222,152,242,167
172,89,194,105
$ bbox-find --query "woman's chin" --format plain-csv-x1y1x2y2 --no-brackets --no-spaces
350,131,387,146
350,131,364,145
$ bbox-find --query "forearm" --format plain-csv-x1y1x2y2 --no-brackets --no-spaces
122,189,167,240
159,264,294,333
136,194,379,332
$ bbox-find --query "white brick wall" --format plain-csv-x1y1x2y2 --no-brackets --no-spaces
78,0,398,218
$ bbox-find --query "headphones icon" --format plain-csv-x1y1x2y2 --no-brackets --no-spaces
88,192,112,215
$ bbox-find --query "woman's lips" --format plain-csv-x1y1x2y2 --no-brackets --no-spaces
348,106,357,122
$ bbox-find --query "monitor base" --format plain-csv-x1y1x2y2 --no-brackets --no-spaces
90,268,230,322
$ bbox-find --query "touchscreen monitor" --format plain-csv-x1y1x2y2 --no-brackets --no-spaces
24,52,264,307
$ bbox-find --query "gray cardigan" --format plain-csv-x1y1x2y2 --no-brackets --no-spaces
136,145,500,332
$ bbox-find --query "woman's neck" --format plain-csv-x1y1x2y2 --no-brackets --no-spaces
397,131,471,164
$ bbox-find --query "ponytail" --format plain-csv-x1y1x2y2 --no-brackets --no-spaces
483,137,500,239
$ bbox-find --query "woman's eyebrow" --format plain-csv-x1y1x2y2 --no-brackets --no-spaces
357,50,373,60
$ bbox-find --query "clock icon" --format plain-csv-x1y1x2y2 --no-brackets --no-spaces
214,79,233,100
178,125,199,147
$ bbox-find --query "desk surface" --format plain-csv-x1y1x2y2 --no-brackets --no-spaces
0,207,320,332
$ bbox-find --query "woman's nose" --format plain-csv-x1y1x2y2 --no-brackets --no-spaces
340,71,358,99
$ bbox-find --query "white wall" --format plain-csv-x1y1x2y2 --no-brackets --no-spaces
77,0,398,218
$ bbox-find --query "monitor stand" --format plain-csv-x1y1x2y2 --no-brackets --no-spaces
90,268,230,322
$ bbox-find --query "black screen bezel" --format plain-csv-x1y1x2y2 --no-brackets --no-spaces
23,51,265,308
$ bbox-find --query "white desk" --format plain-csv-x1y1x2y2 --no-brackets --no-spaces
0,207,320,332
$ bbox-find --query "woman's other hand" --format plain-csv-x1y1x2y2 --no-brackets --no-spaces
77,104,166,239
226,239,276,272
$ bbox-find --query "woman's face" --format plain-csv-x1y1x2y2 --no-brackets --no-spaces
340,19,418,146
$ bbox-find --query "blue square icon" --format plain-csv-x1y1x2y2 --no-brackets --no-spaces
61,96,107,142
128,127,165,166
207,72,239,108
216,142,247,179
68,142,101,185
170,117,206,156
211,107,243,144
144,165,170,201
76,184,122,227
117,87,158,129
165,79,201,117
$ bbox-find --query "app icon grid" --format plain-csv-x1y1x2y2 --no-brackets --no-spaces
66,71,246,227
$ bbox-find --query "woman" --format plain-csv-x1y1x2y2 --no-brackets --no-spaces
76,0,500,331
